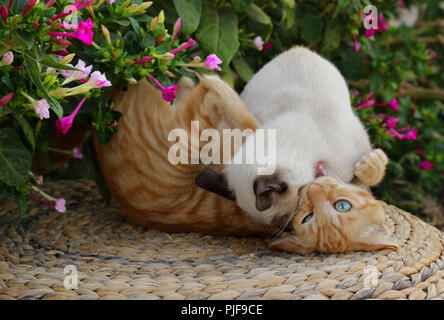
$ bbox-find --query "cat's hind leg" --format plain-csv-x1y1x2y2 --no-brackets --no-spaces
354,149,388,186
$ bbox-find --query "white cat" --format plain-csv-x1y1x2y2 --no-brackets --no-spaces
197,46,387,228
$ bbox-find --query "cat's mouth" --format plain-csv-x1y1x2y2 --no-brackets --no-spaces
270,181,314,232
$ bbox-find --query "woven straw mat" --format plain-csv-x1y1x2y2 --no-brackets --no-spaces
0,179,444,300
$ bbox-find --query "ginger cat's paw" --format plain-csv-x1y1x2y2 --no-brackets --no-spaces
354,149,388,186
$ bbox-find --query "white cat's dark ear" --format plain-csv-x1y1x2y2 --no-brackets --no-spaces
195,168,236,201
254,175,287,211
355,224,398,252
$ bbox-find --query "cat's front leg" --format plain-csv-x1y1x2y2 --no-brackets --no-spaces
354,149,388,186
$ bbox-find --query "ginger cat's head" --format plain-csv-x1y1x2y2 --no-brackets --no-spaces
269,176,398,254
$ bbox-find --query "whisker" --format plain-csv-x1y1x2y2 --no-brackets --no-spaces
268,197,302,242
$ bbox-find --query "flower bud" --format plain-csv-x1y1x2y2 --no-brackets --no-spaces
1,51,13,65
101,24,112,45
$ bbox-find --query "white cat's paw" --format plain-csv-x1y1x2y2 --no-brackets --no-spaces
354,149,388,186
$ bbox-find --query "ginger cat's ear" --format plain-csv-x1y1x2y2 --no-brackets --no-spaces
354,224,398,252
269,239,307,254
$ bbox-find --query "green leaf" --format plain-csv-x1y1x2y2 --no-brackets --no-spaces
232,54,254,82
245,4,273,41
142,33,155,47
301,14,323,43
16,31,35,50
230,0,253,12
173,0,202,35
0,128,31,186
23,52,64,118
13,113,35,151
195,4,239,66
39,54,80,71
129,17,141,36
14,192,28,217
321,21,342,52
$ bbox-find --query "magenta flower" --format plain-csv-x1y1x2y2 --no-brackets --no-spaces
72,147,83,159
171,18,181,43
147,74,178,102
352,35,359,52
34,99,50,120
170,38,196,56
254,36,264,51
0,92,13,106
54,198,66,212
354,98,375,110
263,41,272,51
419,161,435,171
55,97,87,135
0,5,8,23
364,29,375,38
130,56,154,64
375,98,399,111
73,0,95,10
384,116,400,129
8,0,13,9
404,129,417,140
48,18,95,46
22,0,37,16
204,54,223,71
108,0,116,3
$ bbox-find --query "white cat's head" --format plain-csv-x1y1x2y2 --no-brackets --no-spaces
195,133,313,227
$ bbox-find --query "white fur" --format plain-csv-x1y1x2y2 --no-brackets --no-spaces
225,47,372,226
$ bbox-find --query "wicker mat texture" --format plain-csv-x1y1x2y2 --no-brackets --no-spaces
0,179,444,300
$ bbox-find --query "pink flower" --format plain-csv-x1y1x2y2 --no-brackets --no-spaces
364,29,375,38
170,38,196,56
398,0,406,8
88,71,111,88
59,66,74,79
254,36,264,51
54,198,66,212
417,147,427,159
263,41,272,51
55,97,87,135
0,5,8,23
36,175,43,185
352,35,359,52
404,129,417,140
130,56,154,64
72,147,83,159
22,0,37,16
62,59,92,85
34,99,50,120
73,0,95,10
0,92,13,106
375,98,399,111
171,18,181,43
204,54,222,71
108,0,115,3
354,98,375,110
147,74,178,102
384,116,400,129
419,161,434,171
377,15,388,32
8,0,13,9
48,18,95,46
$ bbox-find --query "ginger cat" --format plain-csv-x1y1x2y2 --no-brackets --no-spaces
270,176,398,254
94,74,397,253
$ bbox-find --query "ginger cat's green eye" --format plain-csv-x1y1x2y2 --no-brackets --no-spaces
302,212,313,224
334,200,352,212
